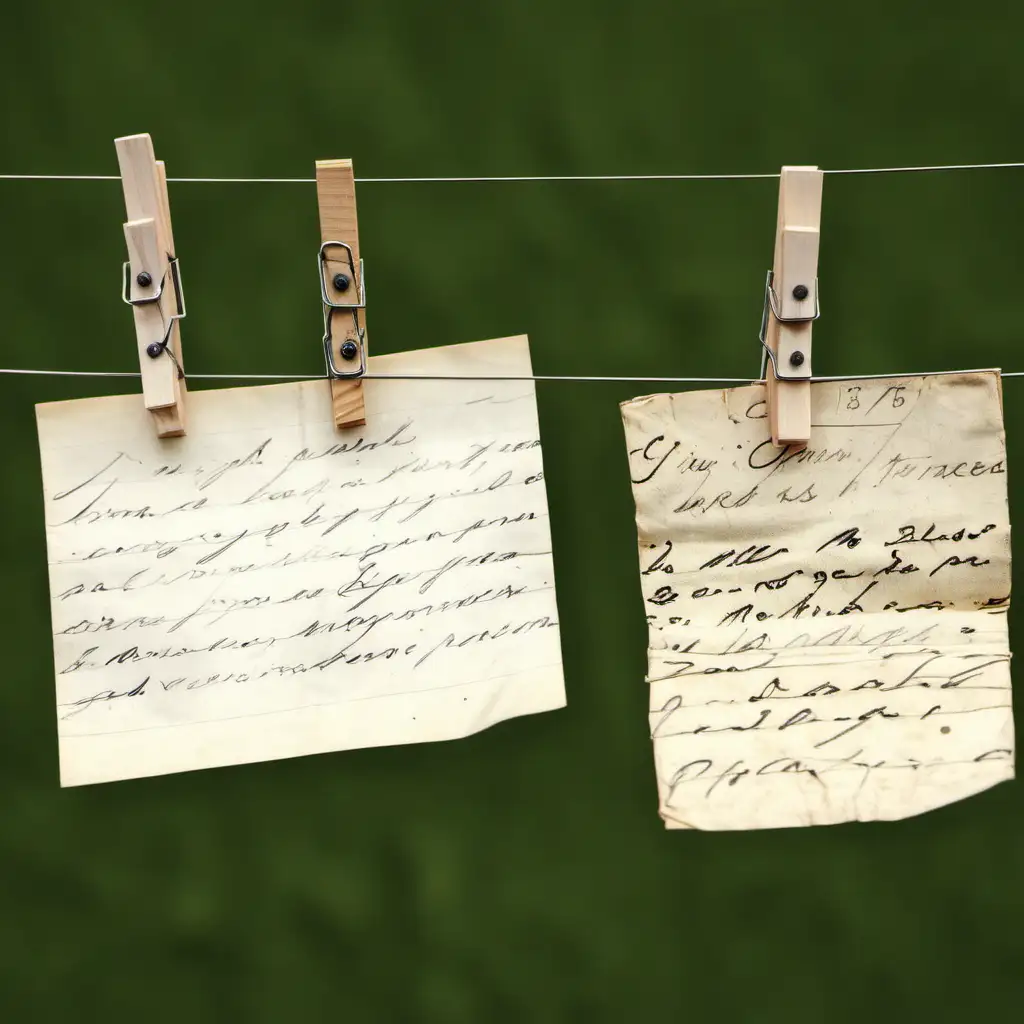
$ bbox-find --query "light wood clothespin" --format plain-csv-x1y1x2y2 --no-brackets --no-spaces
760,165,823,447
316,159,367,428
116,133,186,437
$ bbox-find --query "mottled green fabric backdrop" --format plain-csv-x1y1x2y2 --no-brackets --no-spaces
2,2,1022,1020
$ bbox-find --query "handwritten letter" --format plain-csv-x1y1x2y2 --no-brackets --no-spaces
38,336,565,786
622,372,1013,830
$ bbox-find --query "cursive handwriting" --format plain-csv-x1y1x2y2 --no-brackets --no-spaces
38,337,566,785
622,372,1013,829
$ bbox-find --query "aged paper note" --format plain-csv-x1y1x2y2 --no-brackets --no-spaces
38,336,564,786
622,372,1013,830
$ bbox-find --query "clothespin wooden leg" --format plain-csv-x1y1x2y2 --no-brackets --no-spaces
315,159,367,429
763,165,823,448
116,133,187,438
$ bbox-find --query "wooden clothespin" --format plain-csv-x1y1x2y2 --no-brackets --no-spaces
760,165,823,447
316,159,367,428
116,133,186,437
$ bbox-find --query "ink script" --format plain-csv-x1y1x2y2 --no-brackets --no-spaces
622,372,1013,830
38,336,565,785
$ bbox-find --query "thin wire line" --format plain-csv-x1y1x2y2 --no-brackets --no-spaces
827,162,1024,176
1,367,1021,382
2,162,1023,184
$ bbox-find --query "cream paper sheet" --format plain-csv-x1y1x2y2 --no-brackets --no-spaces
37,335,565,786
621,372,1013,830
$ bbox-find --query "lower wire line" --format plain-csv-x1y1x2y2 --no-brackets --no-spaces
4,162,1024,183
0,368,1021,383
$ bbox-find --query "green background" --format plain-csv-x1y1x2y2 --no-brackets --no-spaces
2,1,1022,1019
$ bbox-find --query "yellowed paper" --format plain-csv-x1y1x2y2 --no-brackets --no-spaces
622,372,1013,830
38,336,565,786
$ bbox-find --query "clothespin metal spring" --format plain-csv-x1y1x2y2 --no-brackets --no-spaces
758,270,820,381
121,256,187,377
318,241,366,380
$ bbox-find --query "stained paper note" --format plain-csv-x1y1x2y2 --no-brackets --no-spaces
622,372,1013,831
37,336,564,786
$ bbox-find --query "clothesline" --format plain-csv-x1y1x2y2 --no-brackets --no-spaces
1,161,1023,184
4,159,1019,385
0,368,1020,383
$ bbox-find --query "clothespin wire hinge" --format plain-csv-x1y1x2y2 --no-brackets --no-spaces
121,255,187,378
319,240,367,380
757,269,820,381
